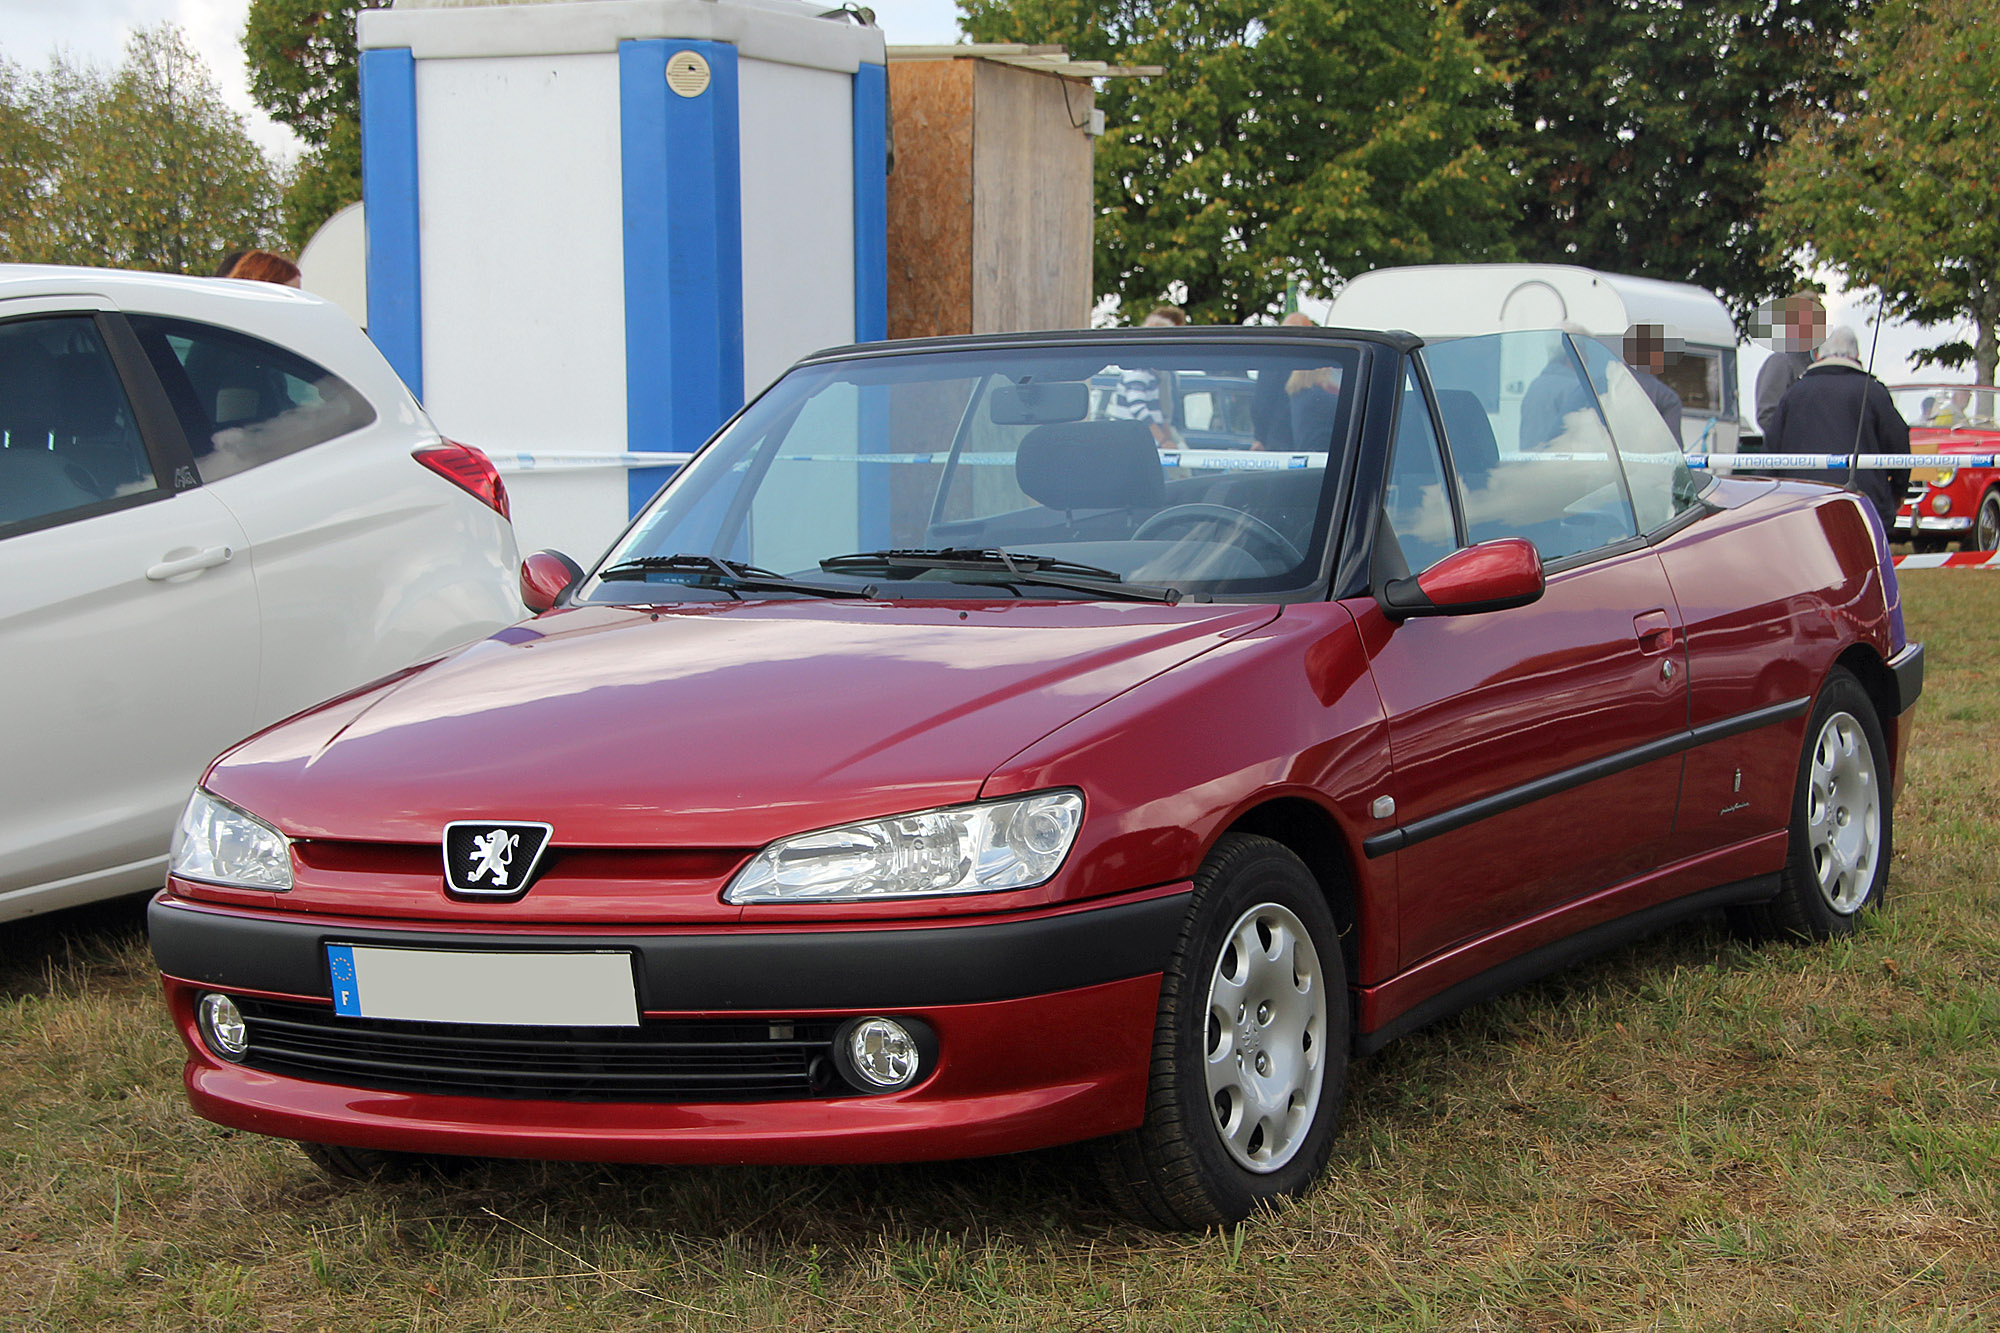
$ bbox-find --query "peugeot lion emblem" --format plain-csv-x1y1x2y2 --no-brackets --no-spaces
442,820,554,898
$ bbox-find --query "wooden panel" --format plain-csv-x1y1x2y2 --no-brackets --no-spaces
885,60,974,339
970,61,1093,334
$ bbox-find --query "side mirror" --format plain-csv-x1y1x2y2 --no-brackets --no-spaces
520,550,584,613
1380,537,1544,620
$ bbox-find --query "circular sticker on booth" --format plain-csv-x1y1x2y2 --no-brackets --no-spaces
667,51,711,98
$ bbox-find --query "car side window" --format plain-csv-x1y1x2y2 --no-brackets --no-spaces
128,315,376,483
1571,337,1709,533
1383,364,1459,574
0,316,160,533
1421,330,1638,563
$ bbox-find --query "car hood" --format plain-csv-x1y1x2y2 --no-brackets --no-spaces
207,599,1279,848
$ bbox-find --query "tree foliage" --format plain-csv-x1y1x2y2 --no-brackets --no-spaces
1466,0,1865,316
1765,0,2000,383
244,0,388,249
958,0,1517,323
0,27,280,274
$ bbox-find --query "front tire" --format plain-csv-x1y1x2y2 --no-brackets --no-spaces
1097,834,1347,1229
1735,668,1890,941
1970,490,2000,552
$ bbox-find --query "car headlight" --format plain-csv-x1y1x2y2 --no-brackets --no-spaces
1935,468,1958,489
170,789,294,891
724,791,1083,903
1932,492,1953,515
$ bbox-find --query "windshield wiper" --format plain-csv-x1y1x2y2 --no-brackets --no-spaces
597,553,872,599
819,548,1182,603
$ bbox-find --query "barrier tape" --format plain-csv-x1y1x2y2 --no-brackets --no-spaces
1688,454,1986,470
1892,550,2000,569
488,447,1332,474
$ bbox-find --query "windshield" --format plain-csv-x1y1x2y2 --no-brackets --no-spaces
1889,386,1999,431
581,342,1367,603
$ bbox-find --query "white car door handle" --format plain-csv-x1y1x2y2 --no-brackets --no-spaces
146,545,234,581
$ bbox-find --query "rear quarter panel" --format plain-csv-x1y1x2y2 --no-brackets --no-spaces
1655,480,1898,863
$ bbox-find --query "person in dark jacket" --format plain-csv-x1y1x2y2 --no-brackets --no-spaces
1252,311,1317,450
1766,325,1909,530
1754,292,1825,436
1622,323,1684,442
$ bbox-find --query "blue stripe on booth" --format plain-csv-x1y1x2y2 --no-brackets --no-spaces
619,39,745,516
852,61,889,345
358,47,422,401
852,61,890,546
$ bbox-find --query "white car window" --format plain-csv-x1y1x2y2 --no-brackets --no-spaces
0,315,159,533
129,315,376,483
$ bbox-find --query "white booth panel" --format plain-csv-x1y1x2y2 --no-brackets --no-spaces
739,58,855,400
416,53,628,458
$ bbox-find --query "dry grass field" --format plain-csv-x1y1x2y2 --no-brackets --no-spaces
3,571,1996,1332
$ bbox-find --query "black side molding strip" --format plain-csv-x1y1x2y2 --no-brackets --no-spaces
1353,873,1780,1055
1363,697,1811,859
148,890,1192,1012
1889,641,1923,715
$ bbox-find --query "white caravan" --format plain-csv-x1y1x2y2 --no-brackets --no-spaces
1329,264,1742,455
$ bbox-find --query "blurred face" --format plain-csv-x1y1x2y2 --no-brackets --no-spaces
1786,297,1825,347
1623,324,1667,375
1142,314,1175,329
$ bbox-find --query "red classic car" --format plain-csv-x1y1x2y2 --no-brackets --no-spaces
1891,384,2000,552
151,326,1922,1228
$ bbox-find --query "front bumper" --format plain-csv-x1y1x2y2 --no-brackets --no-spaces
151,888,1188,1163
1893,513,1971,534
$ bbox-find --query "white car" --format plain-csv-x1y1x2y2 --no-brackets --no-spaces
0,265,521,924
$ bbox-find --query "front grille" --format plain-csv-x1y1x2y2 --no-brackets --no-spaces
232,997,845,1102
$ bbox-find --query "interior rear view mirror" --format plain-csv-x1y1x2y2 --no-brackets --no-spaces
988,381,1090,425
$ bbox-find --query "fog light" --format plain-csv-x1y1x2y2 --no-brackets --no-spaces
1933,493,1953,515
198,993,249,1062
842,1017,920,1090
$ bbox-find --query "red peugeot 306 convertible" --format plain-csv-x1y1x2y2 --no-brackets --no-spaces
151,326,1922,1228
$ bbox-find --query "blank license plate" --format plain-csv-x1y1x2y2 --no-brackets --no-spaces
327,945,638,1027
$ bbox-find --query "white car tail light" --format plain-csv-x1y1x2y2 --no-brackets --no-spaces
414,440,511,520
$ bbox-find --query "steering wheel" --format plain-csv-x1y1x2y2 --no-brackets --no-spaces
1132,503,1305,569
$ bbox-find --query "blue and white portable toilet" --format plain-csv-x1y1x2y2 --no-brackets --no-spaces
356,0,888,525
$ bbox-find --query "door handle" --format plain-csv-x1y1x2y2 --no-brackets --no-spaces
146,545,233,581
1633,609,1677,654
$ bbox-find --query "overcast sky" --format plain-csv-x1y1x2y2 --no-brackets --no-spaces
0,0,967,159
3,0,1970,386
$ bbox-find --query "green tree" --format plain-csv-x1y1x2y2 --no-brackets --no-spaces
1765,0,2000,383
958,0,1517,323
244,0,389,249
1466,0,1865,316
0,27,280,273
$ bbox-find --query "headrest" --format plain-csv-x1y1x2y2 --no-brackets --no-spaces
1433,388,1499,479
1015,421,1165,512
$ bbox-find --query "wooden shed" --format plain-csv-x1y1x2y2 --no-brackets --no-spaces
884,45,1155,339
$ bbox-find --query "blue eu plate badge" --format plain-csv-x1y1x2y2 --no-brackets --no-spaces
329,945,360,1015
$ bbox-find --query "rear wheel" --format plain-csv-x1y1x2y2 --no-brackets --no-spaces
1096,833,1347,1229
1733,668,1890,941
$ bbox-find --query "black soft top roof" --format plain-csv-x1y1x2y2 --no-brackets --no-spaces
797,324,1424,366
